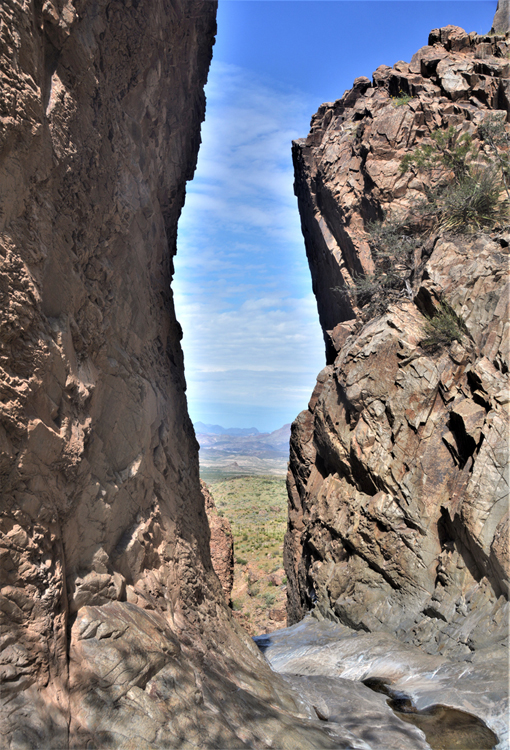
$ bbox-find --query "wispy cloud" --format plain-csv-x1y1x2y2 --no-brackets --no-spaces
174,61,325,431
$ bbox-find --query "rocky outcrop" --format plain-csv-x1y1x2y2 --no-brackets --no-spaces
492,0,510,35
202,480,234,602
292,25,509,364
0,0,219,742
285,24,509,662
0,3,358,748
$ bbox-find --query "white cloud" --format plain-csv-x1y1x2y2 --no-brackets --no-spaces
174,61,325,427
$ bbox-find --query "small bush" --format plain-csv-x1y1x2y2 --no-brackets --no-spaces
421,302,468,352
231,599,243,611
264,593,276,607
334,212,418,321
400,126,476,181
478,113,510,198
235,556,247,566
401,124,509,232
421,167,509,232
391,91,413,107
247,582,259,598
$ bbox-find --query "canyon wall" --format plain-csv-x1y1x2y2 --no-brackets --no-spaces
0,0,219,742
0,3,347,748
285,24,509,657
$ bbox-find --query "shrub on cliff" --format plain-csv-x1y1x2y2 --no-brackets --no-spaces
400,125,476,181
334,213,419,321
421,301,469,352
401,124,509,232
478,113,510,199
426,166,507,232
336,122,509,323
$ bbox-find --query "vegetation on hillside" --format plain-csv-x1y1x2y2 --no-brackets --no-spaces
335,118,509,339
421,300,469,352
207,474,288,635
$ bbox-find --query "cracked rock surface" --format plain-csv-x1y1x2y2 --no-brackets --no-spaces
0,2,361,748
285,22,509,734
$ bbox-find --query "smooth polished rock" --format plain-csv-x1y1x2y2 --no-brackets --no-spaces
255,617,509,749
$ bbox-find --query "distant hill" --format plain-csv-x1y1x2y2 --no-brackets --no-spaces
195,424,292,477
194,422,260,437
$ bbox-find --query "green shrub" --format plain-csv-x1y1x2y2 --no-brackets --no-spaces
401,124,509,232
247,582,259,598
264,593,276,607
235,556,247,566
478,113,510,199
334,212,418,321
391,91,413,107
231,599,243,611
421,302,468,352
433,167,508,232
400,126,476,181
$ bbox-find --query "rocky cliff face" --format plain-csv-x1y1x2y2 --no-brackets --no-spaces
202,480,234,602
285,25,509,658
0,3,353,748
0,0,217,741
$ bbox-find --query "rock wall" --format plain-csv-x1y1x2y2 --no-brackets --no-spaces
0,0,218,741
202,480,234,602
285,25,510,657
0,3,350,748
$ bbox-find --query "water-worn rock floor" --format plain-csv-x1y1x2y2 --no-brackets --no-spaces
254,616,508,750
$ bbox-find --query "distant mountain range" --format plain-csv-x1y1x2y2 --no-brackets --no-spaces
194,423,292,464
194,422,260,437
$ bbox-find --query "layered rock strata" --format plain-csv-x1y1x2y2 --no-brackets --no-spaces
286,24,510,661
0,3,355,748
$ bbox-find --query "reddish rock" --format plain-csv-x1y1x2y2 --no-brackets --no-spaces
268,608,287,623
292,26,509,364
0,3,350,747
286,25,509,659
201,481,234,602
269,569,286,587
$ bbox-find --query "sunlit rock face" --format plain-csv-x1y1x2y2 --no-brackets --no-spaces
0,0,216,741
286,25,509,659
201,480,234,602
0,3,353,748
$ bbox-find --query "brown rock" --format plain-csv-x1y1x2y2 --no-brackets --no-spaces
287,25,509,659
292,26,509,364
201,480,234,602
269,569,286,587
268,608,287,623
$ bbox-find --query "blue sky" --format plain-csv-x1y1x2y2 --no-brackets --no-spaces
174,0,497,432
